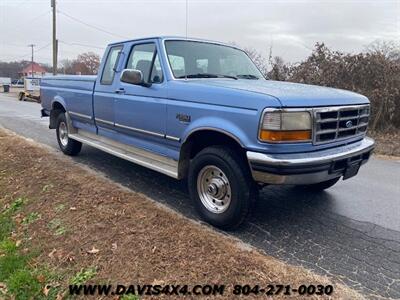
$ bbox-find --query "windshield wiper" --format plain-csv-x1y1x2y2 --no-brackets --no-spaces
178,73,237,80
237,74,259,80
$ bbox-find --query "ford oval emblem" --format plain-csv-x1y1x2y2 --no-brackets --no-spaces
346,120,353,128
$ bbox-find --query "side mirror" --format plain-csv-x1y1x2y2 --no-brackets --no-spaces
120,69,151,87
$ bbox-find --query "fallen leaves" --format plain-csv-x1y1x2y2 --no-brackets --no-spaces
48,248,75,262
87,246,100,254
43,285,51,296
111,242,118,251
37,274,46,283
48,248,57,259
0,282,7,295
0,130,365,300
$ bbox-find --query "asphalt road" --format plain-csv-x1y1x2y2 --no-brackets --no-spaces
1,94,399,299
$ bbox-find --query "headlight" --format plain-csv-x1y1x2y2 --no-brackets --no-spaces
259,110,312,142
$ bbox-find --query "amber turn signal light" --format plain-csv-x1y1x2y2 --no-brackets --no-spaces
259,130,311,142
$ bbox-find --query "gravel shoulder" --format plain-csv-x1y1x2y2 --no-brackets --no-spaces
0,129,363,299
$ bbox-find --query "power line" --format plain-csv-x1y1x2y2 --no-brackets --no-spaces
12,10,51,32
2,43,30,48
4,43,51,62
36,43,52,53
59,40,105,50
0,10,51,41
57,10,128,39
21,9,50,24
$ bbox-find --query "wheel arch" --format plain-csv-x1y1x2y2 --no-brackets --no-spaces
178,127,248,179
49,97,67,129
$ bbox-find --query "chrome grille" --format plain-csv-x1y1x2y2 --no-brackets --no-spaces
313,105,370,144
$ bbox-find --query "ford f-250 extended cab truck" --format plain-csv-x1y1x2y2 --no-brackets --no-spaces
41,36,375,229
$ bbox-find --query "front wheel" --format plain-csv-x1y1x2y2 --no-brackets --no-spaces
188,146,257,229
56,113,82,156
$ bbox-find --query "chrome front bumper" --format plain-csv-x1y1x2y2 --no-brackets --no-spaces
247,137,375,185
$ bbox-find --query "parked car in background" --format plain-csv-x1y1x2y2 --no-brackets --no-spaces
11,79,24,88
40,36,375,229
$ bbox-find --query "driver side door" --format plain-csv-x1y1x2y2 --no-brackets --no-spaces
114,41,167,155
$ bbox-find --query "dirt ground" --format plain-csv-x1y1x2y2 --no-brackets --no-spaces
0,129,364,299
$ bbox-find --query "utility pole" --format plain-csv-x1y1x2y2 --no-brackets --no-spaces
51,0,58,75
28,44,35,78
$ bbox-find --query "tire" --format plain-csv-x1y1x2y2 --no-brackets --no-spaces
56,113,82,156
188,146,258,229
297,177,341,191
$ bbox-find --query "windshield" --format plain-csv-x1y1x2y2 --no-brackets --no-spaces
164,40,264,80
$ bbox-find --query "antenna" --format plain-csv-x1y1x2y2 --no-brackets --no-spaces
185,0,188,81
51,0,58,75
185,0,188,39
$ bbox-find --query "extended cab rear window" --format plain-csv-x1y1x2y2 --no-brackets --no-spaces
101,45,123,85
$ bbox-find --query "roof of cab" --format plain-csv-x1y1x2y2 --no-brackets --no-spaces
107,36,241,50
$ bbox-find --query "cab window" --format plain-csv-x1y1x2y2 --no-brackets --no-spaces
101,45,122,85
126,43,163,84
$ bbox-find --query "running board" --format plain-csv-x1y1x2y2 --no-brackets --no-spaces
68,130,179,179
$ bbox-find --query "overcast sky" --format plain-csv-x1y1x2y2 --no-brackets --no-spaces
0,0,399,65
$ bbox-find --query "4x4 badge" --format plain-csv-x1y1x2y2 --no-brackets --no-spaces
176,113,191,123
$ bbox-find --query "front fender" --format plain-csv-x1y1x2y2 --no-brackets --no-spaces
181,116,253,147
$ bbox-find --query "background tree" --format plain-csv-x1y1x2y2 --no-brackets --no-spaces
0,61,30,79
244,47,269,78
245,41,400,132
73,52,101,75
1,43,398,132
59,52,101,75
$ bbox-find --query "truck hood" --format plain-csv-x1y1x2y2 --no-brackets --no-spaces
190,79,369,107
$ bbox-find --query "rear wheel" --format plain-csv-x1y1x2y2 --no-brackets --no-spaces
56,113,82,156
188,146,257,229
297,177,340,191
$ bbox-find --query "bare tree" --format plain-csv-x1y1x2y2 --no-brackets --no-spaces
0,60,31,79
366,40,400,61
59,52,100,75
244,47,269,78
242,41,400,131
74,52,101,75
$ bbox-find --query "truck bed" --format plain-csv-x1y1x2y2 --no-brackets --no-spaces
41,75,96,117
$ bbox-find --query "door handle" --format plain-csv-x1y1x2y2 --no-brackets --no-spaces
115,88,125,94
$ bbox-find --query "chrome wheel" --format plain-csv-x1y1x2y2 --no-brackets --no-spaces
197,165,231,214
58,121,69,147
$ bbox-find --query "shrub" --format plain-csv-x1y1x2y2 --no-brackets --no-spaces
251,42,400,132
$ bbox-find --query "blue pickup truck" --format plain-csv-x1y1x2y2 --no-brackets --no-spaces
41,36,375,228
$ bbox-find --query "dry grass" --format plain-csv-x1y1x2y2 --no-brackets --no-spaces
0,129,364,299
369,131,400,157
